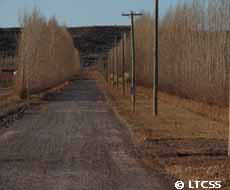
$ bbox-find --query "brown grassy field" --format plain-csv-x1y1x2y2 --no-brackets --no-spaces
108,86,229,189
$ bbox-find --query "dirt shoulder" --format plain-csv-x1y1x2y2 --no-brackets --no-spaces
0,81,72,129
0,81,71,112
85,68,230,190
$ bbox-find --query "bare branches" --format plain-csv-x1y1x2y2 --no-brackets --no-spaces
15,9,80,96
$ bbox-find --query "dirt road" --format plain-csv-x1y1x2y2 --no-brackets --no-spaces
0,80,170,190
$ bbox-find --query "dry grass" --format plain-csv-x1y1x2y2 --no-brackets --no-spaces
101,78,229,190
15,9,80,96
85,68,229,189
159,92,228,125
106,5,230,185
112,0,229,107
107,85,228,141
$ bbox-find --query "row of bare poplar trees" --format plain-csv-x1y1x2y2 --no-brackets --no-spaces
107,0,229,106
15,9,80,96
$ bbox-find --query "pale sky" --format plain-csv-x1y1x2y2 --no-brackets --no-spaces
0,0,178,27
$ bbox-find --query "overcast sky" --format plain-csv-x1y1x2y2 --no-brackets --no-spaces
0,0,178,27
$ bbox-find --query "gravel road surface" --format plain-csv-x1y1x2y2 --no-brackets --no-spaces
0,80,170,190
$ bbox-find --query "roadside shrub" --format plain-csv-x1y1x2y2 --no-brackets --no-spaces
15,9,80,96
115,0,229,106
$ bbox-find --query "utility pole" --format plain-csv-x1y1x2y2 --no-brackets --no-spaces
112,42,115,88
122,33,126,95
153,0,159,116
101,48,109,81
105,54,108,82
122,11,143,112
103,56,106,79
107,54,109,82
115,36,119,88
228,74,230,157
110,51,112,84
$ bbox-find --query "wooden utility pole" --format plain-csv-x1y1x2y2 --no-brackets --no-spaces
228,74,230,157
122,11,143,112
122,33,126,95
153,0,159,116
110,51,112,84
112,42,115,88
107,54,109,82
103,56,106,79
115,36,119,88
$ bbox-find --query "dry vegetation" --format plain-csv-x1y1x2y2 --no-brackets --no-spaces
15,9,80,96
82,67,229,189
111,0,229,107
108,85,229,189
104,0,230,188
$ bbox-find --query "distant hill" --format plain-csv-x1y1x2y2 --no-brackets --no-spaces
0,26,130,58
0,28,20,56
69,26,130,57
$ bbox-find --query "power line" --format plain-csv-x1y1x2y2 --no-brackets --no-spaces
122,11,143,112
